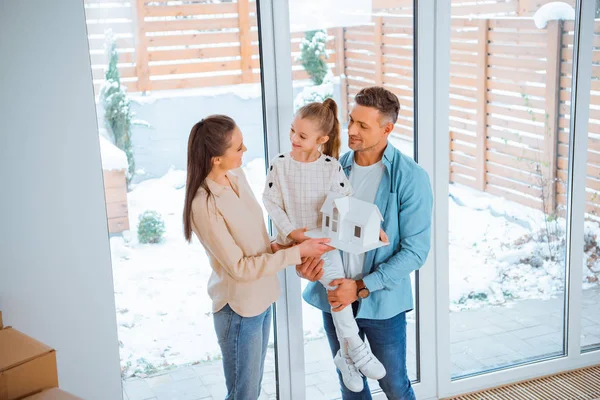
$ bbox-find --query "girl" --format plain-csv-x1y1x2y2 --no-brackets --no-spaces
183,115,332,399
262,100,386,393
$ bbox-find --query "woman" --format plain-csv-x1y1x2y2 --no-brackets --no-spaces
183,115,331,399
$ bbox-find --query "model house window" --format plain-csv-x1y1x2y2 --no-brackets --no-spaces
326,216,330,227
354,226,361,238
332,207,339,232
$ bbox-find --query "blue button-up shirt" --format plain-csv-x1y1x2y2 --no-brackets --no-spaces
302,143,433,320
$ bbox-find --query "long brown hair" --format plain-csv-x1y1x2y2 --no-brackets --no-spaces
296,98,341,159
183,115,236,242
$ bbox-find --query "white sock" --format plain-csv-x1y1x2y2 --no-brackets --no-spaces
339,338,349,356
346,335,363,352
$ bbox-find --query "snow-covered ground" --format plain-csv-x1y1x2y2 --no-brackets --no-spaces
449,183,600,310
109,156,600,378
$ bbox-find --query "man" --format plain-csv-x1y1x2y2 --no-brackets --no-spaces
298,86,433,399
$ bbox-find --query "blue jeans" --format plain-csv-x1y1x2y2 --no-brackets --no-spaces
213,304,271,400
323,307,416,400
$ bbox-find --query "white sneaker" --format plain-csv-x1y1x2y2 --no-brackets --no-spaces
348,342,386,380
333,350,364,393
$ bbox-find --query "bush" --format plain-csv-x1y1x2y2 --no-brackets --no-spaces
297,30,329,85
100,31,137,186
293,71,334,111
137,211,166,244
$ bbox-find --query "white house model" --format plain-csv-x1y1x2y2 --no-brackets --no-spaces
306,192,388,255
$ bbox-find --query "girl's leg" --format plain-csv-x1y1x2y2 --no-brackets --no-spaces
319,251,364,392
213,304,271,400
319,251,360,343
319,251,387,382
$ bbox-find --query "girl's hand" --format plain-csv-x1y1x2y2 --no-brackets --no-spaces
270,242,280,253
289,227,309,243
379,228,389,243
298,238,333,258
270,241,291,253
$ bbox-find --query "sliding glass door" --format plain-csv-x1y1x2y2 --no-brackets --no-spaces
435,0,600,397
446,1,573,378
579,1,600,354
84,1,278,398
256,0,436,399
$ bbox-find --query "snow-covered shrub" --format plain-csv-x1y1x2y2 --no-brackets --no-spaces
293,71,334,112
297,30,329,85
137,210,166,244
100,31,137,185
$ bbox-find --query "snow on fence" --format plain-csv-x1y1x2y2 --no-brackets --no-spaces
99,135,130,233
451,0,519,15
84,0,339,93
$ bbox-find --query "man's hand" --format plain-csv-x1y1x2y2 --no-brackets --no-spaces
327,279,358,311
296,257,324,282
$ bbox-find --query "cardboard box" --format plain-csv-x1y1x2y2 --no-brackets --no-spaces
0,328,58,400
25,389,82,400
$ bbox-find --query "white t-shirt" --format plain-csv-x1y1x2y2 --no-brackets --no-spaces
343,160,385,279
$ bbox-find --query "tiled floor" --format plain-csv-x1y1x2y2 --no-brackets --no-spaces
122,288,600,400
450,287,600,377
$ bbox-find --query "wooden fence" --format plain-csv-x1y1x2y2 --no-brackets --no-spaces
85,0,600,217
340,14,415,140
85,0,137,91
445,18,600,217
338,15,600,217
84,0,575,93
84,0,338,93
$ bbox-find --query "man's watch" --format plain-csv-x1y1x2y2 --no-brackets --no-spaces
357,280,370,299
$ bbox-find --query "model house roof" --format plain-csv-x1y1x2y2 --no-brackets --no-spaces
320,192,345,214
320,192,383,226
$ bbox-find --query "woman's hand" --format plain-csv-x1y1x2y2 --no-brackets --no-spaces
298,238,333,258
296,257,325,282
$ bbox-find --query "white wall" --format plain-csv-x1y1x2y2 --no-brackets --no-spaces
0,1,122,399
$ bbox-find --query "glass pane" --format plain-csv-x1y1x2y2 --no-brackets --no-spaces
285,0,417,397
84,1,276,398
448,1,577,378
581,5,600,352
